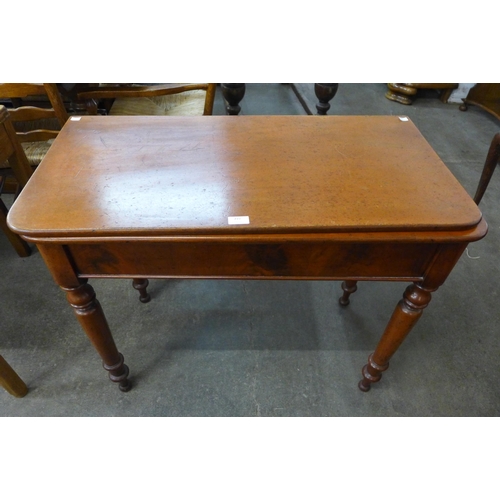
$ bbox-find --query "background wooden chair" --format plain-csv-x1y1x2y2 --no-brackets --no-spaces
0,83,69,169
0,354,28,397
77,83,216,116
0,105,34,256
474,132,500,205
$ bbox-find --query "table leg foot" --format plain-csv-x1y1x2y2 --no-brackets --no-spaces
132,278,151,303
359,353,389,391
104,353,131,392
339,280,358,306
358,282,434,391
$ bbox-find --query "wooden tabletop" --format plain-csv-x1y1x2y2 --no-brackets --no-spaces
8,115,482,238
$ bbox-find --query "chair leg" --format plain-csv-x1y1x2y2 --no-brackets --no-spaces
0,354,28,397
474,132,500,205
0,199,31,257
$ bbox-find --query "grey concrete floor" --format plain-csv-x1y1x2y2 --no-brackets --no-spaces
1,83,499,416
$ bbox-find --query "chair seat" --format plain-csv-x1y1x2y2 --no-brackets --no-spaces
1,140,53,170
22,140,53,166
109,90,207,116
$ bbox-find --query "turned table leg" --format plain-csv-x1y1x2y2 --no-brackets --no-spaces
339,280,358,306
359,282,435,392
62,280,131,392
37,244,132,392
132,278,151,303
221,84,246,115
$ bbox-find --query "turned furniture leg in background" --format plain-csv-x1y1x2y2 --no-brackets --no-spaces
314,84,339,115
221,84,246,115
222,83,339,116
339,280,358,306
289,84,339,115
0,355,28,397
359,282,435,392
132,278,151,303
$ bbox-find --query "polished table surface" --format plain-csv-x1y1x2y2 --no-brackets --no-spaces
8,115,487,392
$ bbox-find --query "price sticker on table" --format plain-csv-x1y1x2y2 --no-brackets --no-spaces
228,216,250,225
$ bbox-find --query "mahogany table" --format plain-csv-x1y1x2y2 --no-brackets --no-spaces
7,115,487,393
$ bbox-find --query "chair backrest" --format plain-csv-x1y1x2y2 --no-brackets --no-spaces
77,83,217,116
0,83,69,143
0,105,33,186
0,105,34,256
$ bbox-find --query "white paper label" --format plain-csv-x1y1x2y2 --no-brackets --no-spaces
228,216,250,225
70,116,82,121
399,116,409,121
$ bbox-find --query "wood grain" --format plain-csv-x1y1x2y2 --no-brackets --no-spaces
8,115,482,238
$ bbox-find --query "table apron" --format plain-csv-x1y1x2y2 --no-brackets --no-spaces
64,240,442,281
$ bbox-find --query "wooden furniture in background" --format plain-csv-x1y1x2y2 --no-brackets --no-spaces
77,83,217,116
221,83,246,115
221,84,339,115
0,83,69,168
0,106,34,256
0,354,28,397
385,83,458,105
474,132,500,204
288,84,339,115
459,84,500,121
8,115,486,394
